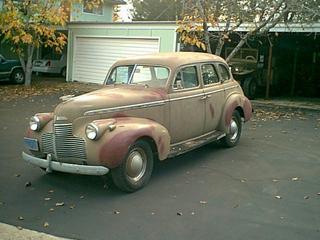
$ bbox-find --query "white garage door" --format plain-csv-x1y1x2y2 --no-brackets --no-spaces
73,37,160,84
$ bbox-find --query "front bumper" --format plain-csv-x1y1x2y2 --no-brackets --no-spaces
22,152,109,176
32,66,60,74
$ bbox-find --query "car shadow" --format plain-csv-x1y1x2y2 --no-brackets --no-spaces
30,142,226,197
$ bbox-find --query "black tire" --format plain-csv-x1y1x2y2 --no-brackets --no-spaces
221,111,242,148
61,67,66,78
111,140,154,192
243,78,257,99
11,68,25,84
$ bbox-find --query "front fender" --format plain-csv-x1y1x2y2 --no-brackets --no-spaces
87,117,170,169
218,93,252,133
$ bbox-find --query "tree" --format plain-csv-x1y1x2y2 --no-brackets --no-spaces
0,0,68,86
0,0,103,86
113,5,121,22
177,0,320,62
131,0,183,21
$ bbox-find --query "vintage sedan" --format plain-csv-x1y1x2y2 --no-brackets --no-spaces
23,52,252,192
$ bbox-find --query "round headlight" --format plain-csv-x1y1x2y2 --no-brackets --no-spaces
30,116,40,131
86,123,99,140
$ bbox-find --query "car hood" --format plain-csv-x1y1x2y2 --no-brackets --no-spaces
54,85,168,121
6,59,20,65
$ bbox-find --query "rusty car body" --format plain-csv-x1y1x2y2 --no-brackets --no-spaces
23,52,252,192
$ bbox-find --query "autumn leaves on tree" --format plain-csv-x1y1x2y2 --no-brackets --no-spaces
0,0,104,86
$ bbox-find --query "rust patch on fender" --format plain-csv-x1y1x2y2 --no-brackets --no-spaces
243,97,252,122
225,102,238,126
36,113,53,123
209,104,215,119
25,128,33,138
99,127,154,168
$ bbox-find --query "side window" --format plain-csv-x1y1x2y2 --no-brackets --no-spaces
155,67,169,80
218,64,231,81
201,64,219,85
173,66,199,89
131,66,152,83
107,65,134,84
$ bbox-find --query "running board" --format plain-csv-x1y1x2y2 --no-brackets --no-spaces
168,131,226,158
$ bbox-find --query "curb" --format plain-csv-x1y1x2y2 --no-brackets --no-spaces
0,222,70,240
251,100,320,113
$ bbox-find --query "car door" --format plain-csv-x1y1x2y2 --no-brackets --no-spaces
201,63,225,133
0,56,10,79
168,65,205,143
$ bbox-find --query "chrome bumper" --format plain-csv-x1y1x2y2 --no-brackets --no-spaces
22,152,109,176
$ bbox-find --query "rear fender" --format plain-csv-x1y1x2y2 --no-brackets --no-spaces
219,94,252,133
94,117,170,169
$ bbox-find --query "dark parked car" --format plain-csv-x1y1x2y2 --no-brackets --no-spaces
0,54,25,84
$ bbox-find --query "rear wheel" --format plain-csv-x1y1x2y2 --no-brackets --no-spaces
11,69,25,84
221,111,242,148
243,77,257,99
111,140,154,192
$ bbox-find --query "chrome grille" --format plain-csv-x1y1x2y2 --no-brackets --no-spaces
41,123,87,161
42,133,54,155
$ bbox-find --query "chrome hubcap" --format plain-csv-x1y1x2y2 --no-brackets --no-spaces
230,118,239,141
126,148,147,183
15,73,24,82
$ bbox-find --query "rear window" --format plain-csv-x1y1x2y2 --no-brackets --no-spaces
218,64,231,81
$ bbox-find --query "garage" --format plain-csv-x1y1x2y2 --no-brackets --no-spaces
67,22,178,83
73,37,160,84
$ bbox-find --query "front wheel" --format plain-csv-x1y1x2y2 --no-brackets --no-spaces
221,111,242,148
11,69,25,84
111,140,154,192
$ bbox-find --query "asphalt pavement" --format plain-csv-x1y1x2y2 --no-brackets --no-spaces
0,94,319,240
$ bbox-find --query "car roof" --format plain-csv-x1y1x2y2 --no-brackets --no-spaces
113,52,227,69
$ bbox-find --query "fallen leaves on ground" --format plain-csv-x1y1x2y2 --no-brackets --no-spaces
55,202,64,207
0,78,101,102
253,109,306,122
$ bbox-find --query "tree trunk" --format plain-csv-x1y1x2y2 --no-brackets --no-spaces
226,36,248,63
215,36,224,56
203,24,212,54
24,45,34,86
201,0,211,54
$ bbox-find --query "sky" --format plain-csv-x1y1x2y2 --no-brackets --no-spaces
119,2,133,22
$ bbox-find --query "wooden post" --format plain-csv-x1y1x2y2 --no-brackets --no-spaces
266,43,273,99
290,47,299,97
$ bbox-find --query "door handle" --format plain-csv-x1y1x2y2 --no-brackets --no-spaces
200,96,207,100
206,95,212,98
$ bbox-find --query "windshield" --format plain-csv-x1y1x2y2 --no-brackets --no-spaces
106,65,170,88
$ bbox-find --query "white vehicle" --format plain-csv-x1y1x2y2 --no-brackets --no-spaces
33,52,67,77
